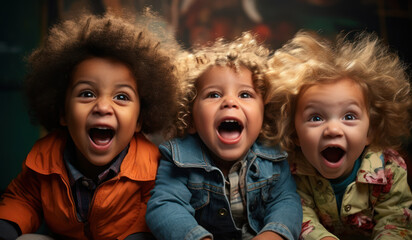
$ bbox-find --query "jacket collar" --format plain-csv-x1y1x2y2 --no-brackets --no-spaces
163,134,287,170
25,131,159,181
292,148,387,185
355,151,387,185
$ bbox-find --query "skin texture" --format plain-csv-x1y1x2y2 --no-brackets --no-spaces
191,66,264,176
60,57,141,179
294,78,371,180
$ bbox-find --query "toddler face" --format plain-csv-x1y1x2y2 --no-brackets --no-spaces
61,57,141,167
294,78,371,180
192,66,264,163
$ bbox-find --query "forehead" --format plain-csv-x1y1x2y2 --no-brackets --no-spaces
196,65,253,88
70,57,136,85
297,78,367,108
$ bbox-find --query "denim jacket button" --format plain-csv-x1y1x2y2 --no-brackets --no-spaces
344,205,351,212
82,180,89,188
218,208,228,217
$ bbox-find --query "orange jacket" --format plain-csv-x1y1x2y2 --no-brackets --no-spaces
0,131,159,240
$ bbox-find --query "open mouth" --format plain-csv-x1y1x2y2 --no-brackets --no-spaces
321,147,345,163
217,119,243,140
89,127,114,146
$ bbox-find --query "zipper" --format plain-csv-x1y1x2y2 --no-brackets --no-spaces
60,174,81,223
59,174,93,239
85,175,121,239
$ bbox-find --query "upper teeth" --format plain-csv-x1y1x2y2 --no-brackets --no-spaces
96,127,111,130
224,120,237,123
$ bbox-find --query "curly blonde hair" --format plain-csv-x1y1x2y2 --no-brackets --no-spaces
25,12,180,136
268,31,411,161
173,32,278,144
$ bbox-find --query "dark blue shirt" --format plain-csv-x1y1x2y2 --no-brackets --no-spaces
330,157,361,212
63,138,128,222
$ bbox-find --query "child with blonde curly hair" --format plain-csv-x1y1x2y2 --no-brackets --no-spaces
268,31,412,239
0,12,179,240
146,32,302,240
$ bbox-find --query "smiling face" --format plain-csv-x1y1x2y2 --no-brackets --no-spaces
294,78,371,180
61,57,141,169
192,66,264,165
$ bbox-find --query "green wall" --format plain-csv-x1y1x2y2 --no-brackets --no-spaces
0,1,42,191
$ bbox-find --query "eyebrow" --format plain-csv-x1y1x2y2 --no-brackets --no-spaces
199,83,255,90
71,80,94,89
115,83,138,95
71,80,138,95
302,99,364,110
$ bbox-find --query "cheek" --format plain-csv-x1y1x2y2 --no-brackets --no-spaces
364,124,372,145
294,124,308,146
296,129,319,153
353,130,370,147
192,106,210,130
121,110,140,129
351,122,370,143
193,112,208,132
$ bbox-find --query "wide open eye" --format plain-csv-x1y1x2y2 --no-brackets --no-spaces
343,113,357,121
79,90,95,98
207,92,221,98
309,115,322,122
239,92,251,98
114,93,130,101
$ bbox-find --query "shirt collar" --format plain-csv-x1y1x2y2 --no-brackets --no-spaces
64,137,128,186
164,134,287,169
355,150,387,185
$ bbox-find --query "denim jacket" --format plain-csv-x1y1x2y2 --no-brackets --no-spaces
146,134,302,240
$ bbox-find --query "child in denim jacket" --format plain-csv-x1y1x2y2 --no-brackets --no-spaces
268,31,412,239
146,33,302,240
0,13,179,240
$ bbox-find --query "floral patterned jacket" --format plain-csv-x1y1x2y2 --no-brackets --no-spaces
290,149,412,240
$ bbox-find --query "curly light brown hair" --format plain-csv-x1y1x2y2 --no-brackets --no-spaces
24,12,180,136
267,31,411,161
173,32,279,145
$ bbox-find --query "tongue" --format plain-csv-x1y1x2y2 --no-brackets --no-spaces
90,130,112,146
219,130,240,140
322,148,342,163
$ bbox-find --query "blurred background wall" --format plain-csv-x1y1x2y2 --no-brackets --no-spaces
1,0,411,191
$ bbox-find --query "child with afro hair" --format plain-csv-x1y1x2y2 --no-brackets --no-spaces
0,12,179,240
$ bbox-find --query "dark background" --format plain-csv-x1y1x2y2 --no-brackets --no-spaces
1,0,411,191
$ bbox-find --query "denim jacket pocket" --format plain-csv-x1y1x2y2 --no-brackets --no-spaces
248,174,280,200
260,174,280,202
247,173,280,226
188,182,210,210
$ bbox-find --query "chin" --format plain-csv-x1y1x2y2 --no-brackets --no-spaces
88,156,115,167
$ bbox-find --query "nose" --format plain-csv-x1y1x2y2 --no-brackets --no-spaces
221,95,239,109
93,97,113,115
323,120,343,138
